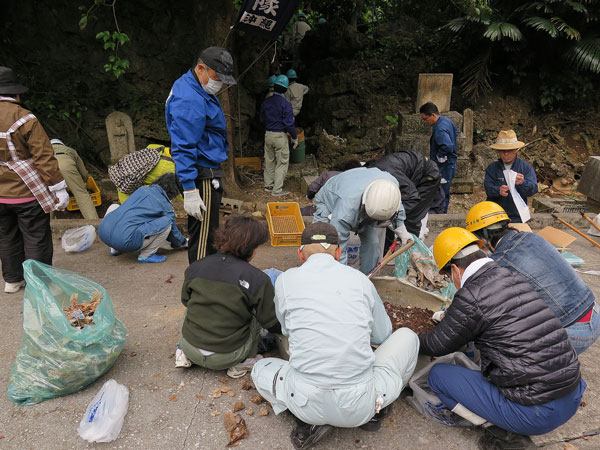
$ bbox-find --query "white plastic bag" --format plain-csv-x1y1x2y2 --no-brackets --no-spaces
62,225,96,253
78,379,129,443
588,213,600,237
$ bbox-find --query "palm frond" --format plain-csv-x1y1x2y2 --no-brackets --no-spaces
483,22,523,41
523,16,559,37
566,37,600,72
444,17,468,33
564,0,588,14
461,49,493,100
552,17,581,40
516,2,553,14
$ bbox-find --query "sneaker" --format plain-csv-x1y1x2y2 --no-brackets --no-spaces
264,186,273,192
290,421,333,449
138,253,167,263
4,280,26,294
359,405,392,432
478,426,536,450
271,190,290,197
109,247,121,256
175,347,192,368
226,355,264,379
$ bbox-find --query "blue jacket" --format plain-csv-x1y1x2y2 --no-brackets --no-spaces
165,69,229,191
484,157,538,223
260,93,297,139
430,115,458,162
492,230,595,327
98,185,187,252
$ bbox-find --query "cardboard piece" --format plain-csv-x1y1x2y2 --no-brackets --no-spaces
536,226,577,249
508,223,532,232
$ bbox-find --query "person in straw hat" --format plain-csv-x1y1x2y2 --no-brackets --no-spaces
484,129,538,223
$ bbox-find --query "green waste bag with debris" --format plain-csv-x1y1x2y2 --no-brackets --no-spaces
392,235,457,301
7,260,126,406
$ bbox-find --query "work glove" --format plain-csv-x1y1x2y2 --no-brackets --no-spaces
393,224,413,247
49,180,69,211
291,138,299,149
437,155,448,164
432,311,446,323
183,189,207,221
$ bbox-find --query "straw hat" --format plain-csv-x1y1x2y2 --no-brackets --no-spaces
490,130,525,150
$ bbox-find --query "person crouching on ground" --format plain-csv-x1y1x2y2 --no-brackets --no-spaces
98,173,187,263
420,227,585,450
251,222,419,450
176,215,281,379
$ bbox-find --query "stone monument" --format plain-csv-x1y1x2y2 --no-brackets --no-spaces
106,111,136,164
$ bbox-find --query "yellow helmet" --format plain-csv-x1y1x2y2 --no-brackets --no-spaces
433,227,480,271
465,201,510,232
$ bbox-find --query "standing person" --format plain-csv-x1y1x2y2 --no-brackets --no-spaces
165,46,236,263
265,75,276,99
251,222,419,449
260,74,297,197
285,69,309,117
50,139,98,219
0,67,69,294
421,227,584,450
485,130,538,223
419,101,458,213
292,13,311,46
466,201,599,354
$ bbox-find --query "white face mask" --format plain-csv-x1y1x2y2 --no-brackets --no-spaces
203,67,223,94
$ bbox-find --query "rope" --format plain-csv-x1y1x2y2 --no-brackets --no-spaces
221,27,233,47
221,41,275,93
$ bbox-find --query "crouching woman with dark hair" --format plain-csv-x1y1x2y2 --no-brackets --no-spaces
176,215,281,378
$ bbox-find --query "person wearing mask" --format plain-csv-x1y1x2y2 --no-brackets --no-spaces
285,69,309,117
165,46,236,263
466,201,598,354
260,74,297,197
50,139,98,219
0,67,69,294
419,101,458,213
484,130,538,223
421,227,585,450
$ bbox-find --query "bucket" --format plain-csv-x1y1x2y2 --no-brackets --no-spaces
290,128,306,163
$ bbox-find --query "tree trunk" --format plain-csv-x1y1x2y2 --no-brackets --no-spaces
350,0,365,29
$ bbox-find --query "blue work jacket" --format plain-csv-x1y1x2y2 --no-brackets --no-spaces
430,115,458,162
165,69,228,191
484,157,538,223
98,185,186,253
260,93,297,139
492,230,595,327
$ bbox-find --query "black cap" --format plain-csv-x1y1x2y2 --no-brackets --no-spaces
0,67,28,95
301,222,339,246
199,47,236,85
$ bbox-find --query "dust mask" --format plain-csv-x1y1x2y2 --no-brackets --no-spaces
203,67,223,95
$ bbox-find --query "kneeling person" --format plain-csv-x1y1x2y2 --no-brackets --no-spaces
420,228,585,450
251,222,419,449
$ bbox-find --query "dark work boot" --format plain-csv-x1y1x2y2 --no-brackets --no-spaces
359,405,393,432
290,419,333,449
478,426,537,450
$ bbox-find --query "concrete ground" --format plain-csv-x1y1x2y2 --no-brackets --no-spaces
1,224,599,449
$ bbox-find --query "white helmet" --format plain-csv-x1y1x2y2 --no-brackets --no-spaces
362,179,401,221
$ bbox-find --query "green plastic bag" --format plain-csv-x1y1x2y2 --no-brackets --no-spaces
392,234,457,301
8,260,126,406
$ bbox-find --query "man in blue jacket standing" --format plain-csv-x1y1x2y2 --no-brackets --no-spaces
420,102,458,213
165,46,236,263
260,74,297,197
484,130,538,223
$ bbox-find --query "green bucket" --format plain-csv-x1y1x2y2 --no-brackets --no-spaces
291,141,306,163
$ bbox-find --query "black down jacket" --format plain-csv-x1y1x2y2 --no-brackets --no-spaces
419,260,581,406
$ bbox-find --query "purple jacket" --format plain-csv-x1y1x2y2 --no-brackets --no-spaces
260,93,297,140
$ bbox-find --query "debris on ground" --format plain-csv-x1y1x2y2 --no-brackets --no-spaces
224,412,249,446
245,409,254,416
212,388,222,399
220,386,231,393
211,410,220,417
233,401,245,412
258,407,269,416
240,376,254,391
250,395,265,405
219,378,228,384
63,292,102,328
227,390,236,397
384,302,436,334
169,395,177,402
563,444,578,450
195,394,204,400
406,251,449,292
165,274,174,283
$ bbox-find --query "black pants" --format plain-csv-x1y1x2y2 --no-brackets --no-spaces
187,178,223,264
0,201,53,282
404,176,441,235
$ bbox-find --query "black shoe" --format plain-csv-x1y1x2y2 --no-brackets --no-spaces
359,405,392,432
478,426,536,450
257,332,277,354
290,420,333,449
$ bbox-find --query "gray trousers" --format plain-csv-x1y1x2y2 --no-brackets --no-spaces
263,131,290,194
139,225,171,258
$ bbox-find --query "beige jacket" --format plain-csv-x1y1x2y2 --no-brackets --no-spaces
285,82,309,116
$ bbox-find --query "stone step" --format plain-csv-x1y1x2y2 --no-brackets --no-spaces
450,176,474,194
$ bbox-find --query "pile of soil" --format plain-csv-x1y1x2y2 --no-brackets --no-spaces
384,301,436,334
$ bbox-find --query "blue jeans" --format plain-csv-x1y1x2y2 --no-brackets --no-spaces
438,161,456,213
428,364,586,436
566,303,600,354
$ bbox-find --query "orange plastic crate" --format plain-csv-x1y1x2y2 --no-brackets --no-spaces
66,176,102,211
266,202,305,247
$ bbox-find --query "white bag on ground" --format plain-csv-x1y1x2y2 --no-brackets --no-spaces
62,225,96,252
588,213,600,237
78,379,129,443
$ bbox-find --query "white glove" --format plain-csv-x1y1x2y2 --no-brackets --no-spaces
291,138,299,149
432,311,446,323
393,224,413,246
437,155,448,164
183,189,206,221
48,180,69,211
440,177,448,184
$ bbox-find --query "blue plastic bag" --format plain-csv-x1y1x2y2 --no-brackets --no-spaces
7,260,126,406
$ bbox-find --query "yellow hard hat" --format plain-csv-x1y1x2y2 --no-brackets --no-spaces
433,227,480,271
465,201,510,232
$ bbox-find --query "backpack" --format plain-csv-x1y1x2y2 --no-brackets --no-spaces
108,147,160,194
